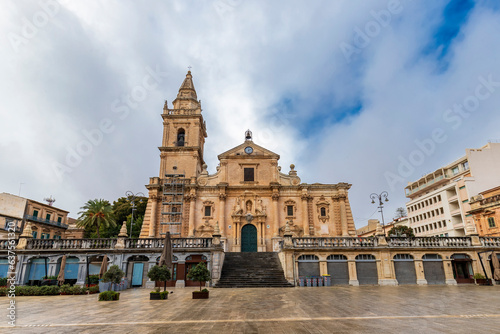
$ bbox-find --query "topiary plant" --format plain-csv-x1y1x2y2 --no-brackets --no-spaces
187,262,211,291
147,265,171,292
103,265,125,291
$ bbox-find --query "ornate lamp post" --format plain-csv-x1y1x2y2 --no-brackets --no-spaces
126,191,145,237
370,191,389,227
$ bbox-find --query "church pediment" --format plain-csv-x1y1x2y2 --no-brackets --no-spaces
217,141,280,160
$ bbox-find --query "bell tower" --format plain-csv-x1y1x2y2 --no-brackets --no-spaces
140,71,207,238
159,70,207,178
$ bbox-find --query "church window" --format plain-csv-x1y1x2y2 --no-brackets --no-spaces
204,206,211,217
287,205,294,216
488,217,496,228
320,207,326,217
244,168,254,181
176,129,185,147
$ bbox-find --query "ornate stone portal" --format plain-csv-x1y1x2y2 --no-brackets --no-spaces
139,71,357,251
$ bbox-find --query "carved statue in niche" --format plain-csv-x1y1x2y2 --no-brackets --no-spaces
245,200,252,213
233,197,243,215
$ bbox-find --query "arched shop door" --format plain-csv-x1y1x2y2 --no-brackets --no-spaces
393,254,417,285
422,254,445,285
451,254,474,284
241,224,257,252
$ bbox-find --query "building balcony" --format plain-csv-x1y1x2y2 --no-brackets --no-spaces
405,175,447,197
25,215,69,229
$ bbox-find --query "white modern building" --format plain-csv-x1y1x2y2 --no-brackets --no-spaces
405,143,500,237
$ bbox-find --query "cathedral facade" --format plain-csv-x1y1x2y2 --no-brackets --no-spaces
139,71,356,251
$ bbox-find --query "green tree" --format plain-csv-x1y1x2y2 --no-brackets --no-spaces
102,265,125,291
107,196,148,238
147,265,171,292
387,225,415,238
77,199,116,238
187,262,211,291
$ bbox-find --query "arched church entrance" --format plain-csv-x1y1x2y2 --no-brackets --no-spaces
241,224,257,252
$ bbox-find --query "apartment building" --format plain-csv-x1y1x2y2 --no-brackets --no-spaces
405,143,500,237
0,193,70,239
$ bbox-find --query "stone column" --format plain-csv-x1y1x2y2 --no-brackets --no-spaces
319,261,328,276
219,194,226,237
443,259,457,285
339,194,348,237
414,259,427,285
149,196,157,237
272,193,279,236
301,194,309,236
348,257,359,286
378,251,397,285
188,195,196,237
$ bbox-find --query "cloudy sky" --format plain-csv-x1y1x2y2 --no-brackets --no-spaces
1,0,500,228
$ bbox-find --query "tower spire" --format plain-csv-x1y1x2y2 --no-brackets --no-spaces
172,70,199,110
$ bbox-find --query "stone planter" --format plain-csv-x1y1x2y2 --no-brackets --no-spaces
476,279,493,286
99,281,111,292
192,291,209,299
150,293,161,300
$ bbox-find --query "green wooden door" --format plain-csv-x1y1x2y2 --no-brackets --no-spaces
241,224,257,252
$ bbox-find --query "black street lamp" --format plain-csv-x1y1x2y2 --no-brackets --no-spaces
370,191,389,227
126,191,145,237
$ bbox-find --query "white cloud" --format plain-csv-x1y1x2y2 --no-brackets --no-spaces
0,0,499,229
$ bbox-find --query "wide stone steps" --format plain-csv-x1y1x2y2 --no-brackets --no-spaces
215,252,293,288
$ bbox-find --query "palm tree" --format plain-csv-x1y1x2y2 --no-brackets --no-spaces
77,199,116,238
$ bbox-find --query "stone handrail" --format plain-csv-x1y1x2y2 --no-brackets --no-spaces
21,237,214,251
27,238,117,250
125,238,213,249
292,237,378,248
125,238,164,248
0,239,17,250
480,237,500,247
387,237,472,248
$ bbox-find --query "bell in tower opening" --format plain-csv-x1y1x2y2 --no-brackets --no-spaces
245,129,253,141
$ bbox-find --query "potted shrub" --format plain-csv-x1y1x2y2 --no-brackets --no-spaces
147,265,171,300
473,273,492,285
101,265,125,299
187,262,211,299
85,274,100,287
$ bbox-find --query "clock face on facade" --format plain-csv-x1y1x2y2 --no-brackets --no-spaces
244,146,253,154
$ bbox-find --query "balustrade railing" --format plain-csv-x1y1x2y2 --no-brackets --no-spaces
291,237,478,249
387,237,472,248
0,239,17,250
125,238,213,249
27,238,117,250
292,237,378,248
480,237,500,247
23,237,214,250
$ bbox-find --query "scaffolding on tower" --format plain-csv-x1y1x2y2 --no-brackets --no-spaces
160,173,185,236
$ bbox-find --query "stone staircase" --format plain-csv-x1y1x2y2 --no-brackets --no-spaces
215,252,294,288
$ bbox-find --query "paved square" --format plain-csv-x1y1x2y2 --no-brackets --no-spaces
2,285,500,333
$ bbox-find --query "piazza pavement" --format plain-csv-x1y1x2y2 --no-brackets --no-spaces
1,285,500,333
